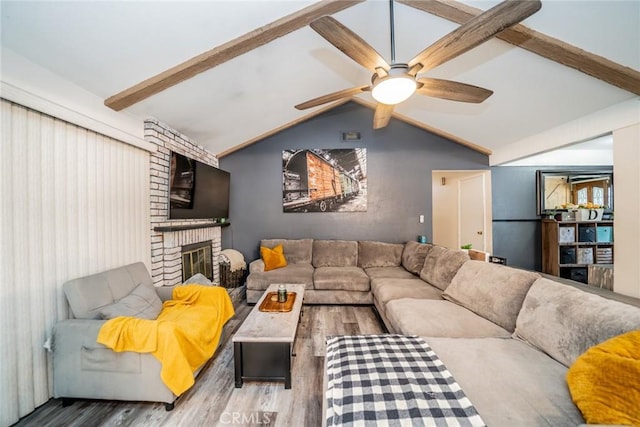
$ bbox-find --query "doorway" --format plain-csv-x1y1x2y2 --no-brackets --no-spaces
432,171,492,253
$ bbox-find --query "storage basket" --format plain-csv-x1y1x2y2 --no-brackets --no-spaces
219,261,246,288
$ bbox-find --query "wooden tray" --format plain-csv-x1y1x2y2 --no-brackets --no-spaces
259,292,297,312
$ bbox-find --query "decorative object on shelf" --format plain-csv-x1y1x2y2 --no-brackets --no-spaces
460,243,473,250
596,226,613,243
569,268,588,283
560,247,576,264
578,225,596,243
577,248,594,265
577,208,604,222
417,235,427,243
558,227,576,243
559,226,576,243
596,248,613,264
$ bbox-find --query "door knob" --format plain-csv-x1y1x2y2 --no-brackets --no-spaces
477,231,483,235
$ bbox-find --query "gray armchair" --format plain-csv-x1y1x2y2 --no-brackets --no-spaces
52,263,180,410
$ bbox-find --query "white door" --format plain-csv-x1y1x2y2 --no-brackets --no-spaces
458,174,486,251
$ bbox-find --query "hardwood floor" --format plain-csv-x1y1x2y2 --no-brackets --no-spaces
14,303,385,427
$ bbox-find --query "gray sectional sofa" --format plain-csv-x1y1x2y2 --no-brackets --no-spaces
248,238,640,426
247,239,437,304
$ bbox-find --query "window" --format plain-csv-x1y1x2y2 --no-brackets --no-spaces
577,188,588,205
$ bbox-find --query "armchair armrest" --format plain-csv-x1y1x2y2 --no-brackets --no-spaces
52,318,175,404
53,318,106,352
155,285,176,302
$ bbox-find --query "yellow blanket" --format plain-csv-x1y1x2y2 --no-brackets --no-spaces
97,285,235,396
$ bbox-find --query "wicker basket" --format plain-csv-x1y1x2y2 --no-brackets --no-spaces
219,261,246,288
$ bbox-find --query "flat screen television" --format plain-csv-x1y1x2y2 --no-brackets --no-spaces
169,152,230,220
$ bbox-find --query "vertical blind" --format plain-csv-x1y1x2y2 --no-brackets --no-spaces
0,99,151,425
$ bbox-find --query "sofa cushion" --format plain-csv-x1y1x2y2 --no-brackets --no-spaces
386,299,511,338
371,278,442,312
99,282,163,320
442,261,539,332
312,240,358,267
514,277,640,367
401,241,432,275
260,244,288,271
260,238,313,264
426,337,585,426
419,246,469,290
245,263,314,291
357,241,403,268
566,330,640,426
364,266,415,280
63,262,154,319
314,267,370,291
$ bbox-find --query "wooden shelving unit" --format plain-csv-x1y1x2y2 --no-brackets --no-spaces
542,219,614,284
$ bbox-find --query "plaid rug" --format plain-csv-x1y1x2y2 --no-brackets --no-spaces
325,334,486,427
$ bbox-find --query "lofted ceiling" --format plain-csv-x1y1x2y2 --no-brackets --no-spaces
1,0,639,161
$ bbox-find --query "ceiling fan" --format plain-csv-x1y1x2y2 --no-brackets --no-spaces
295,0,542,129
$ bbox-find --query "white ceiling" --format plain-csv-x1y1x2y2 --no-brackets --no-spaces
502,134,613,166
1,0,639,160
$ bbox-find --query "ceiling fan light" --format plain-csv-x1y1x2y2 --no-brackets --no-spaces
371,75,416,105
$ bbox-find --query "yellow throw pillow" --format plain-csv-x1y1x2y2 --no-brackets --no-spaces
260,244,287,272
566,330,640,426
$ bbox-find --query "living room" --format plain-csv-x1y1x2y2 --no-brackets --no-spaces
2,1,639,426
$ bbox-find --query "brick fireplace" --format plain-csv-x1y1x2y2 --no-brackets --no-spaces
145,118,222,287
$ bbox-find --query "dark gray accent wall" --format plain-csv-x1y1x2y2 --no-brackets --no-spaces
491,165,613,271
220,102,489,262
491,166,542,271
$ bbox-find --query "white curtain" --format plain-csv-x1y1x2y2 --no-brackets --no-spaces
0,99,151,426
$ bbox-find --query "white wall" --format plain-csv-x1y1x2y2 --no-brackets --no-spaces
491,99,639,165
0,99,151,426
1,47,148,150
613,123,640,298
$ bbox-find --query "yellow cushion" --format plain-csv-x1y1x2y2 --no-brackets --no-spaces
260,244,287,271
566,330,640,425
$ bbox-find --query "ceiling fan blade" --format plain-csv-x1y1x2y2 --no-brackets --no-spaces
373,103,394,129
295,85,370,110
408,0,541,73
310,16,390,72
417,78,493,103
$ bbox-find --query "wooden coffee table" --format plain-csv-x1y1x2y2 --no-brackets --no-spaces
233,283,305,389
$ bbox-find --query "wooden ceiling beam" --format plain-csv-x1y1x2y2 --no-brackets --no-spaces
398,0,640,96
105,0,364,111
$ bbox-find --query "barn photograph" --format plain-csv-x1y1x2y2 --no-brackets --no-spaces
282,148,366,212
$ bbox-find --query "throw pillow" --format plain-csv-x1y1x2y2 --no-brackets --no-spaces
419,246,469,290
401,241,432,275
566,330,640,426
514,277,640,367
357,241,404,268
261,244,288,271
100,282,163,320
443,260,539,332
